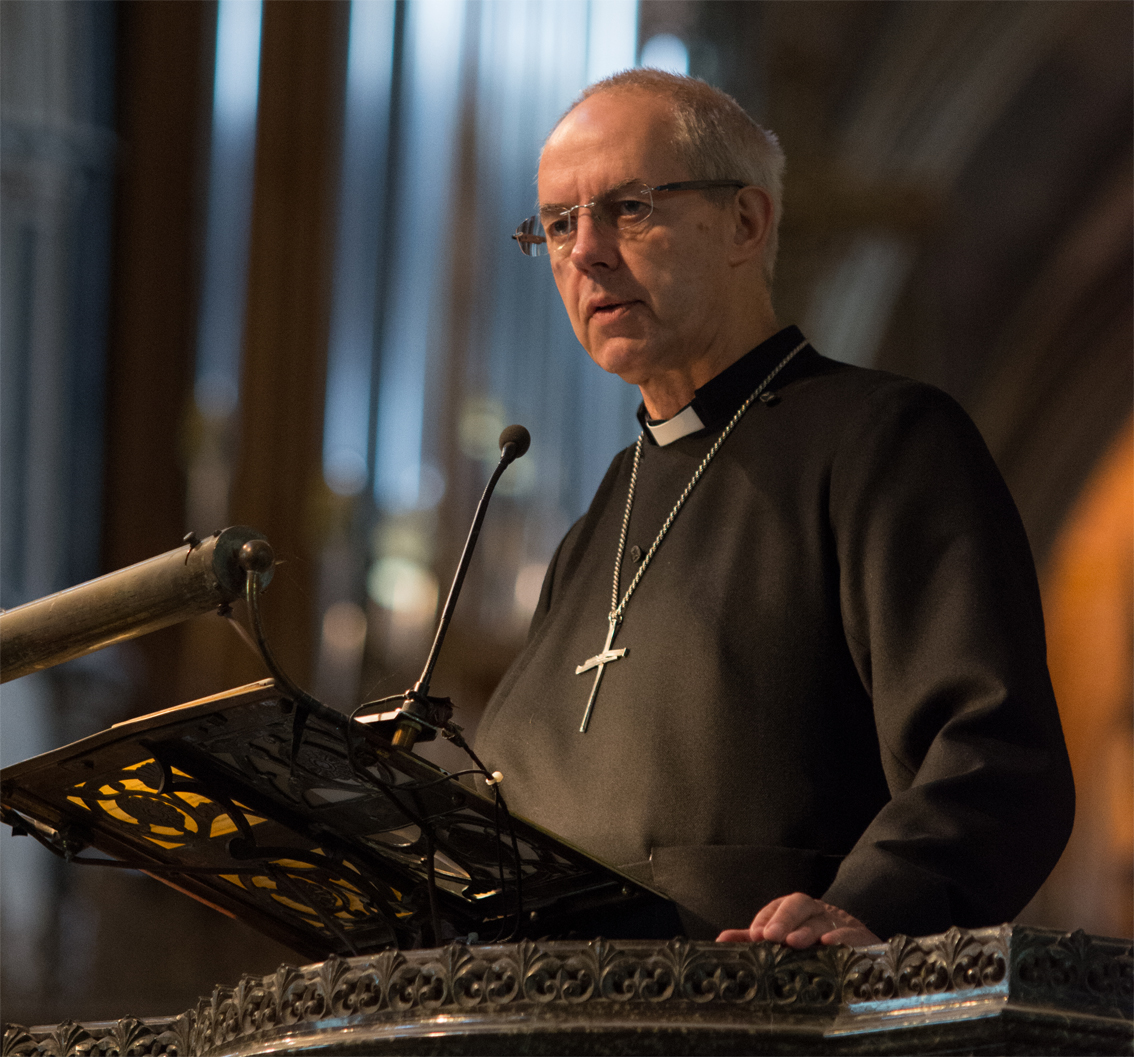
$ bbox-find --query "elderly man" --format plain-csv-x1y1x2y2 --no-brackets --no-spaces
475,70,1074,948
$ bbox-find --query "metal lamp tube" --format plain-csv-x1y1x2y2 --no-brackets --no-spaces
0,526,272,684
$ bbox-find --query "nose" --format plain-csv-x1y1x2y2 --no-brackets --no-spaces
569,209,620,271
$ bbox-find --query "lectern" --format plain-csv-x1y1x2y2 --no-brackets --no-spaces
2,528,1130,1055
0,680,671,957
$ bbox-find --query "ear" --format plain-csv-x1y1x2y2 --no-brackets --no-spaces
727,186,774,267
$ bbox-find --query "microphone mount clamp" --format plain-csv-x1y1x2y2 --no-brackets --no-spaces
388,690,455,748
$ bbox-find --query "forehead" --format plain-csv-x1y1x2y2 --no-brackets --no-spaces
537,89,687,203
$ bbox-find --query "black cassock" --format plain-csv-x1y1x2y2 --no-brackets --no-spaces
475,325,1074,941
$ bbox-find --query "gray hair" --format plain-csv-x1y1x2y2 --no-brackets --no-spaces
552,69,785,283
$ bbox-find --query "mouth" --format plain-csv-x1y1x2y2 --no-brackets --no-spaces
587,298,637,321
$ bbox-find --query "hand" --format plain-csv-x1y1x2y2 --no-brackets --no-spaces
716,892,880,948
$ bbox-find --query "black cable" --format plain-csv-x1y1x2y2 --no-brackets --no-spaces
243,567,452,948
342,691,466,950
444,727,524,941
244,568,335,783
245,566,444,929
268,862,360,957
12,809,400,956
57,857,277,876
242,572,515,949
393,768,494,792
7,818,291,877
346,703,516,945
423,833,442,947
345,704,431,831
489,788,509,943
437,730,508,927
244,571,326,717
157,773,257,843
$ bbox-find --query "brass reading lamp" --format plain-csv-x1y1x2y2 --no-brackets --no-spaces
0,525,273,684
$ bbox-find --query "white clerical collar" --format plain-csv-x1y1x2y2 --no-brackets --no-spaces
645,403,706,446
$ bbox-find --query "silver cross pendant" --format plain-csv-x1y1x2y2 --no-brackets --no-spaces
575,616,628,733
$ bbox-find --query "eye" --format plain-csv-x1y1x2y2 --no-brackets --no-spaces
613,197,650,220
541,212,576,240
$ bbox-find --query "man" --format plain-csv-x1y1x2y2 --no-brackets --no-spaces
476,70,1074,948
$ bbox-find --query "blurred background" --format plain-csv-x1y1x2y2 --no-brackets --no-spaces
1,0,1129,1025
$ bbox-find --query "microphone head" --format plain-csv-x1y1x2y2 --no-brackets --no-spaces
498,424,531,459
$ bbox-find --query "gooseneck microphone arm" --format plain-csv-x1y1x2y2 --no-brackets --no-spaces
392,425,530,749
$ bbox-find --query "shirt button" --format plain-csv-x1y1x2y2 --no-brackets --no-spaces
630,545,643,563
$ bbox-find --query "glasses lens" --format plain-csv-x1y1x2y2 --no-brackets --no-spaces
598,184,654,231
538,207,577,253
527,184,656,256
513,215,546,257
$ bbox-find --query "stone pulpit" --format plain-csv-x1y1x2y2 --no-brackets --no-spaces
4,927,1132,1055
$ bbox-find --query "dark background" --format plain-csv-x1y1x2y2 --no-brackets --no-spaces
1,0,1130,1025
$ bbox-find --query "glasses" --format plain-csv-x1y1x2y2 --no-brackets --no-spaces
513,179,746,257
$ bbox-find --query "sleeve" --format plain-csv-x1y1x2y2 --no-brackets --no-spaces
820,380,1075,940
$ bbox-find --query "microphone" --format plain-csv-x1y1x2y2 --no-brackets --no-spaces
390,426,531,749
498,424,530,463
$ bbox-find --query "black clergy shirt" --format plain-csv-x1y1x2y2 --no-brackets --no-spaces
475,326,1075,941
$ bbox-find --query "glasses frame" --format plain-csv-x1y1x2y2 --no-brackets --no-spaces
512,179,747,257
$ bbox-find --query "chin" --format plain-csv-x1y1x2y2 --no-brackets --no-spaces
590,355,651,386
585,338,658,384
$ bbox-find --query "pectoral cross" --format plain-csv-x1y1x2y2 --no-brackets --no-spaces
575,616,628,733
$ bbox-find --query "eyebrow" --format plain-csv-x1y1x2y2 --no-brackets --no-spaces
538,179,645,213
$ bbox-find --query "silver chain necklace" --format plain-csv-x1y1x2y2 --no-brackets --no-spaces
574,339,807,733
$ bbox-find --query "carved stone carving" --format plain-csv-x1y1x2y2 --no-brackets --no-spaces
5,927,1131,1056
1,1016,194,1057
841,925,1010,1005
1013,927,1133,1018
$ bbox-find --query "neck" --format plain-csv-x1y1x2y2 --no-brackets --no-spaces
639,314,780,420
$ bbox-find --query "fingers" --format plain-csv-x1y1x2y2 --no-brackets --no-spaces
759,892,826,945
715,894,789,943
716,893,881,948
746,895,785,931
715,928,754,942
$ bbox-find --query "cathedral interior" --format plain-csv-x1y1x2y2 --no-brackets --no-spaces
1,0,1130,1025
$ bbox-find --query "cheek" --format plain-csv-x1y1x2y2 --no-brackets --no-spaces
551,267,588,338
639,262,698,322
657,255,722,323
628,235,697,310
549,266,574,311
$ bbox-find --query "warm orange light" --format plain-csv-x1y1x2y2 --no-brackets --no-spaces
1033,417,1133,939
